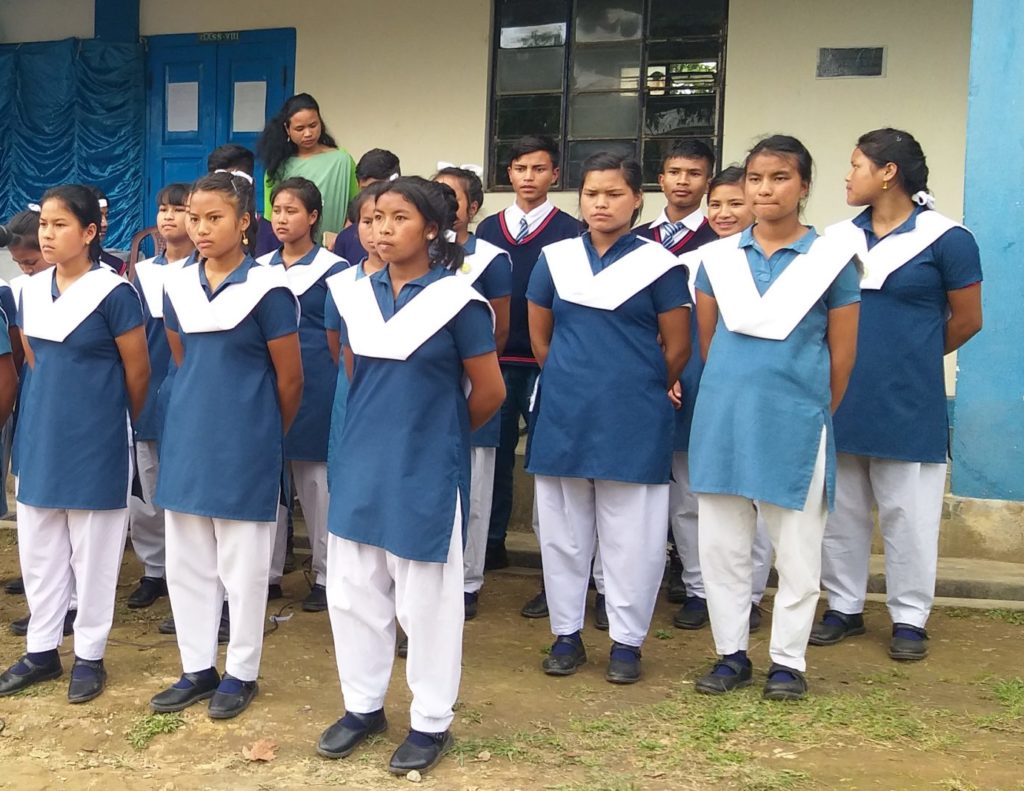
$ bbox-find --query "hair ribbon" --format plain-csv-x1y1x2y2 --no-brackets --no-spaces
911,191,936,210
28,203,41,213
215,168,255,185
97,198,109,209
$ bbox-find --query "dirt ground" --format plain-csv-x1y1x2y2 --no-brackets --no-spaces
0,527,1022,791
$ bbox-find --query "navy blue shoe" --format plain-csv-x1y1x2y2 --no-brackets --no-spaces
388,730,453,775
317,709,388,759
68,658,106,704
150,668,221,712
464,591,478,621
0,654,63,697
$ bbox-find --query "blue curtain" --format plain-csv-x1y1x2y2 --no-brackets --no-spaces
0,38,144,250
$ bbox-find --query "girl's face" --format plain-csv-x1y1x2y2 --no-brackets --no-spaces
286,109,323,152
434,175,479,234
580,168,641,235
707,183,754,237
744,153,808,223
845,147,886,207
271,189,318,245
98,205,109,242
38,198,96,266
157,201,190,245
187,189,249,260
9,243,48,276
356,198,378,256
373,191,435,266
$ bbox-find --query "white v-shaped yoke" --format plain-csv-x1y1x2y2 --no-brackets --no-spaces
458,238,506,286
135,256,190,318
824,211,963,290
255,246,346,296
338,274,493,361
544,237,685,311
164,262,298,334
701,233,856,341
22,266,133,343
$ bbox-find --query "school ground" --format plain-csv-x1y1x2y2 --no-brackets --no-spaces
1,525,1022,791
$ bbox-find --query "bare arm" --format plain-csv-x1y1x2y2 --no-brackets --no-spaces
463,351,506,431
267,333,304,433
490,295,511,357
115,325,151,421
657,306,691,387
827,303,860,413
527,303,553,368
20,330,34,370
945,284,983,353
343,346,354,381
8,327,23,372
326,328,340,366
696,292,718,362
0,354,17,425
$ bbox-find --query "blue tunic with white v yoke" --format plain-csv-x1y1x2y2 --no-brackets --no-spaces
324,261,365,490
156,256,298,522
833,207,982,463
15,266,143,510
689,227,861,510
329,265,496,563
133,253,172,442
525,232,690,484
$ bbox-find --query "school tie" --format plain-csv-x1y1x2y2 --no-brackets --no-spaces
661,221,684,249
516,216,530,243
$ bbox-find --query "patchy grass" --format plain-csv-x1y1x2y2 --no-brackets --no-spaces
125,712,185,750
942,607,1024,626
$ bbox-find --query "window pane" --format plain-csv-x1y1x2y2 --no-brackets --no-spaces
491,141,515,187
575,0,643,42
497,48,565,93
570,92,639,138
495,95,562,138
499,0,568,48
573,41,641,91
644,94,717,137
565,140,637,188
642,137,717,184
646,40,720,95
649,0,726,39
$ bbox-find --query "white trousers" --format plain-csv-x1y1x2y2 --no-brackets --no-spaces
17,503,130,660
129,439,165,578
536,475,669,647
821,453,947,627
327,496,464,733
271,503,289,586
699,429,827,671
463,447,496,594
165,511,273,681
292,461,330,585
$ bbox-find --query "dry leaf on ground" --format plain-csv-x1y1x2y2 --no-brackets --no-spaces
241,739,278,762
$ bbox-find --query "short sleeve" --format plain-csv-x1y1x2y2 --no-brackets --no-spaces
933,226,983,291
255,286,299,341
101,282,145,338
825,260,862,309
475,253,513,300
324,290,341,331
163,293,179,333
0,285,16,328
650,265,691,313
525,253,555,308
451,299,497,360
694,262,714,297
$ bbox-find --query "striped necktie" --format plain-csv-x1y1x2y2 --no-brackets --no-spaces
661,221,684,249
515,216,530,243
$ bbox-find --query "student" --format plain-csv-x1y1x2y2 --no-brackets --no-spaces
476,135,580,618
332,148,401,266
257,177,346,613
689,136,860,701
88,187,127,276
0,185,148,702
668,167,774,632
526,152,690,684
257,93,357,240
149,171,302,720
207,145,277,258
812,128,983,660
434,166,511,618
317,177,504,776
125,184,195,610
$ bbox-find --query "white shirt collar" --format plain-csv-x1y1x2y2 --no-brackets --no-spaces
504,199,555,235
649,206,705,232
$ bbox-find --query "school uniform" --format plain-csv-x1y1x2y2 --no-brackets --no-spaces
99,250,127,276
13,264,143,661
821,208,982,628
327,265,494,733
151,252,198,454
156,256,298,683
324,261,365,494
257,245,347,589
457,236,512,596
526,233,689,648
689,227,860,672
332,223,367,268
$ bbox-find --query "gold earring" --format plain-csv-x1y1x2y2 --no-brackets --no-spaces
882,180,889,191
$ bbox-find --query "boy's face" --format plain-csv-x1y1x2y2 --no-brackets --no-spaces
659,156,710,214
507,151,558,203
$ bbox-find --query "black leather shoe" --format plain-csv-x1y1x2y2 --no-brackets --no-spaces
593,593,609,631
218,605,230,644
388,730,453,775
8,614,28,637
10,610,75,637
695,657,754,695
150,668,220,712
605,642,641,684
521,588,548,619
63,610,76,636
208,674,258,719
158,616,176,635
666,548,685,603
542,634,586,676
302,584,328,613
889,624,929,661
317,710,388,759
484,543,508,571
464,591,478,621
396,635,408,658
672,596,709,630
3,577,24,595
127,577,167,609
749,604,763,633
67,658,106,704
0,654,63,696
763,664,808,701
268,584,283,601
808,610,865,646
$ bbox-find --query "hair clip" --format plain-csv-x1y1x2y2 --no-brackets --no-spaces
436,160,484,178
27,202,41,213
215,168,255,185
389,172,400,181
98,198,109,209
911,191,936,209
443,229,458,243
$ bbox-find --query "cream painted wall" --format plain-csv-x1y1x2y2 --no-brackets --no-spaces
0,0,93,43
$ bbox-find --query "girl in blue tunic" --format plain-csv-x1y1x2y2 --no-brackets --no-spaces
258,177,346,614
318,178,504,777
812,129,983,660
150,171,303,721
526,153,691,685
434,166,512,619
0,185,148,704
689,136,861,701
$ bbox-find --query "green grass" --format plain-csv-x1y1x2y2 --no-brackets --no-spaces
942,607,1024,626
125,712,185,750
653,629,674,640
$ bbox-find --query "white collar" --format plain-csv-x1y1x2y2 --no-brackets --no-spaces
504,199,554,231
649,206,705,232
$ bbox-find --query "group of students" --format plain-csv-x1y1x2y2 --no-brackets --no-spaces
0,92,983,777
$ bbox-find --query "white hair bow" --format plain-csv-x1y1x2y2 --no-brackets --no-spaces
98,198,109,209
911,191,936,210
437,161,484,178
215,168,255,185
443,229,458,243
28,203,41,213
